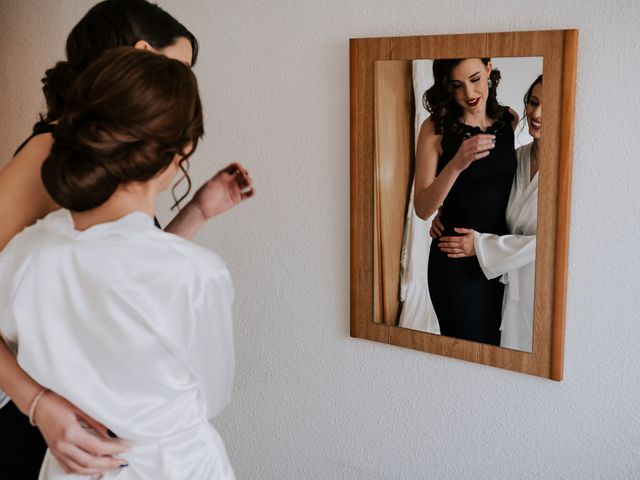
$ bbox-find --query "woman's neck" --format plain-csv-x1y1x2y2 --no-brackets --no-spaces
71,182,157,231
530,139,540,180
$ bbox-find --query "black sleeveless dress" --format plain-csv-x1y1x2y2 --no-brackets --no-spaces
427,111,517,345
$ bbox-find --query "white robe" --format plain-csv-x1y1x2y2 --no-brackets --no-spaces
397,60,440,334
0,210,236,479
474,143,538,352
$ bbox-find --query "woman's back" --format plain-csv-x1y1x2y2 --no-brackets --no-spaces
0,210,236,478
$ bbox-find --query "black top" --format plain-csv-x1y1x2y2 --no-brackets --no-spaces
436,111,517,236
13,121,55,156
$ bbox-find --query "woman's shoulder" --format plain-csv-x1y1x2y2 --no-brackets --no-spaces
418,117,444,141
12,122,55,157
150,230,229,277
516,142,533,161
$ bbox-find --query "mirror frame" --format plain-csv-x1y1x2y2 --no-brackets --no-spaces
349,30,578,380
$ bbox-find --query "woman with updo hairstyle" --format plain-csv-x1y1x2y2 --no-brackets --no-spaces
413,57,518,346
0,0,252,476
1,48,236,479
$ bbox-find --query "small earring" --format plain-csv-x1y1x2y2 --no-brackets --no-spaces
487,78,493,88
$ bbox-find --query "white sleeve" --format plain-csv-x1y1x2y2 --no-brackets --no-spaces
474,232,536,280
0,241,19,346
160,263,235,420
189,269,235,419
0,243,19,408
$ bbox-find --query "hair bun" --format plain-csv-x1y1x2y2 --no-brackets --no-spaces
41,123,120,212
41,62,79,123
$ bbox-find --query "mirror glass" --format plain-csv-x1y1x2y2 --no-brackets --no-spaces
373,56,543,353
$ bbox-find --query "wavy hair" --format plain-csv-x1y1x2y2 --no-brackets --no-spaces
422,58,509,135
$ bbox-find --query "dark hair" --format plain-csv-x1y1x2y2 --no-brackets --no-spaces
42,0,198,123
516,74,543,139
423,58,507,135
42,48,204,212
524,74,543,107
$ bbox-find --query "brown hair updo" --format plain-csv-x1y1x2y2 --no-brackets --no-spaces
41,47,204,212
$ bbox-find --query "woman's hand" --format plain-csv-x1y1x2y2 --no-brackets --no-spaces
164,162,253,240
34,392,128,475
451,134,495,172
438,227,476,258
191,163,253,219
429,208,444,239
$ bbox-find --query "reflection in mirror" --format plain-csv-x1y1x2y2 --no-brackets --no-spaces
373,57,543,353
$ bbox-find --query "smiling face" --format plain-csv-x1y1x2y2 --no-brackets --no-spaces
525,83,543,139
448,58,492,114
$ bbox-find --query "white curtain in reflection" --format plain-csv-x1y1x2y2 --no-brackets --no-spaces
398,60,439,334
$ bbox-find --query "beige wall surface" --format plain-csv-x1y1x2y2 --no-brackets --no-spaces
1,1,639,478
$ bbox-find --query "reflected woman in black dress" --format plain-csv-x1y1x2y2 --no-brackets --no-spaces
413,58,518,345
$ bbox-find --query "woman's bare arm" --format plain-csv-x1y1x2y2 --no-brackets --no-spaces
164,162,253,240
0,133,58,249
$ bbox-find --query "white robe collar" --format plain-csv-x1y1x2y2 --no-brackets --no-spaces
41,209,155,240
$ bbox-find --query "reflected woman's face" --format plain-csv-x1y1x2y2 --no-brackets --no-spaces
448,59,492,114
526,83,543,139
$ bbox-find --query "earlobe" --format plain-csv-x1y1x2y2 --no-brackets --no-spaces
133,39,153,52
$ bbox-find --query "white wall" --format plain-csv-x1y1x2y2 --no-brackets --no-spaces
1,1,639,478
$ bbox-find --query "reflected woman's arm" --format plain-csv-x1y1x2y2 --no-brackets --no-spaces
438,229,536,279
438,228,476,257
413,119,496,220
473,233,536,280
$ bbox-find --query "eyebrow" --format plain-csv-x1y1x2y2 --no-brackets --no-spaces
449,71,482,83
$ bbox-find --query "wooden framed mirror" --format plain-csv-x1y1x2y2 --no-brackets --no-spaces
350,30,578,380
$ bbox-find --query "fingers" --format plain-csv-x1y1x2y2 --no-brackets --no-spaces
55,442,127,475
438,245,463,254
71,424,127,457
438,242,460,249
453,227,473,235
223,163,254,198
473,150,491,160
241,187,254,199
438,236,465,254
465,135,495,155
74,411,115,441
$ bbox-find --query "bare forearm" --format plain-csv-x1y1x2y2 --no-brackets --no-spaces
0,339,42,414
414,163,461,219
163,201,206,240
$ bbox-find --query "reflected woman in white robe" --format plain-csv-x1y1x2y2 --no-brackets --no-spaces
0,48,236,479
436,75,542,352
